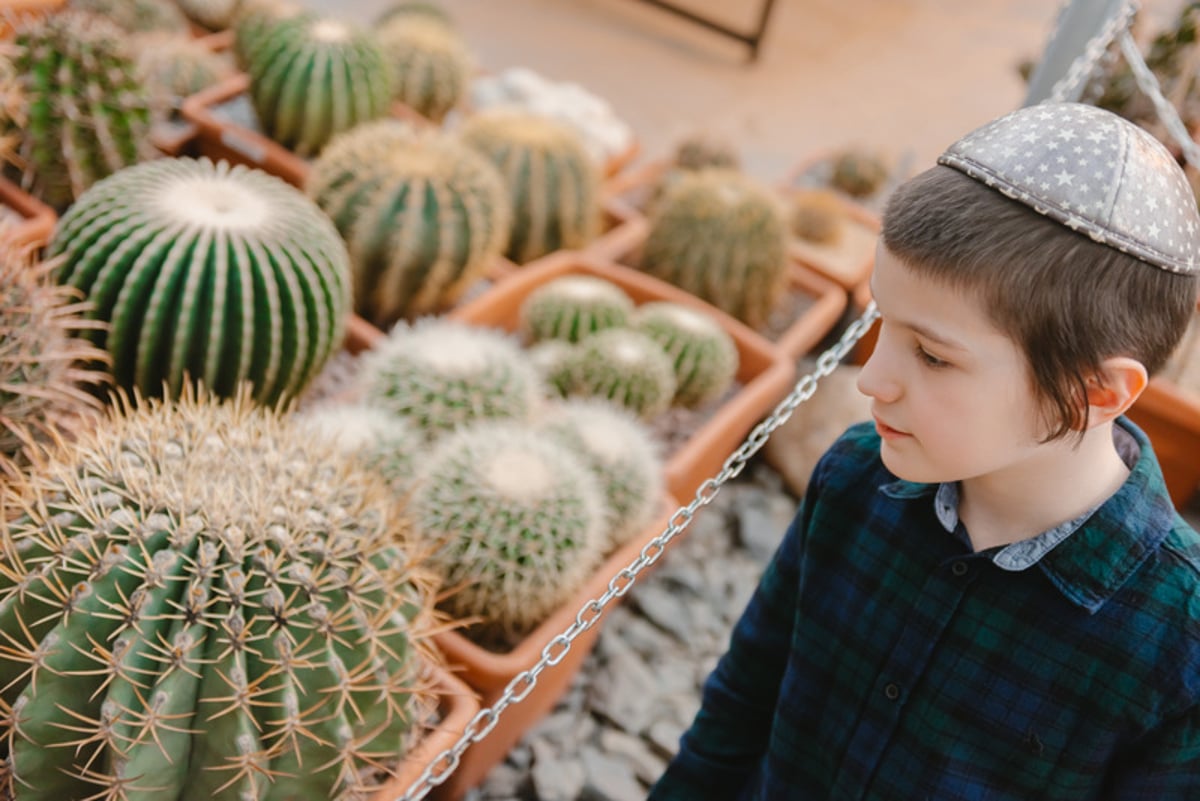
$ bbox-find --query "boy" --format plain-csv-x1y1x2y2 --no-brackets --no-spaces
648,102,1200,799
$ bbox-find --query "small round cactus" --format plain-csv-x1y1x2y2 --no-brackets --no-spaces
307,120,511,328
48,157,353,406
294,402,424,495
0,387,442,801
377,0,456,28
460,108,601,264
406,420,608,641
377,14,472,123
175,0,242,30
527,339,577,398
829,148,890,198
671,132,740,171
789,188,847,245
641,168,789,330
71,0,192,34
567,328,676,419
357,318,543,438
540,398,664,551
633,301,739,409
133,32,237,106
519,274,635,344
244,13,393,157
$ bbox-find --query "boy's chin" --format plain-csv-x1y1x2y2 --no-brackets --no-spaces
879,445,947,485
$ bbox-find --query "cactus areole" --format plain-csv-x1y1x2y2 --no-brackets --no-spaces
0,388,440,801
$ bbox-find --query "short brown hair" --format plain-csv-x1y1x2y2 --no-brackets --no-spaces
881,165,1199,441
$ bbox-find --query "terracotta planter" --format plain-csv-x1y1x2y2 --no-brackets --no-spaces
0,175,56,251
0,0,65,37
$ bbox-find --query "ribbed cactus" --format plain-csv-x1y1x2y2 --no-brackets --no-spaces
307,120,510,327
295,402,423,494
527,339,576,398
672,133,740,171
2,11,155,211
0,388,441,801
71,0,192,33
641,168,788,329
377,14,471,123
460,109,601,264
519,274,635,344
0,244,109,478
358,318,543,438
377,1,456,28
244,13,392,157
540,398,664,551
406,420,607,641
567,328,676,419
133,32,236,106
789,188,846,245
48,157,353,406
633,301,738,409
176,0,243,31
829,148,889,198
231,0,306,68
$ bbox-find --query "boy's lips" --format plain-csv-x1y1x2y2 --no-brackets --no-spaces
873,416,911,440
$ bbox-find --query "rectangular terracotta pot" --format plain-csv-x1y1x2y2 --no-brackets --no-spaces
0,175,56,252
0,0,65,37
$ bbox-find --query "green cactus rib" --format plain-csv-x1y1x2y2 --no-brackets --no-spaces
0,389,440,801
377,15,471,123
231,0,307,69
48,157,352,406
518,274,634,344
246,14,392,158
567,328,676,419
308,120,510,327
633,300,739,409
460,110,600,264
641,168,789,329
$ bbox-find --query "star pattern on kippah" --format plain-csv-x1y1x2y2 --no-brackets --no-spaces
937,102,1200,275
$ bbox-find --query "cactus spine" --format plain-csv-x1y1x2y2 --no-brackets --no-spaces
0,387,441,801
2,11,155,211
567,328,676,419
633,300,738,409
48,157,352,406
641,168,788,329
460,109,601,264
406,421,607,641
519,274,635,344
377,15,472,123
307,120,510,327
244,14,392,157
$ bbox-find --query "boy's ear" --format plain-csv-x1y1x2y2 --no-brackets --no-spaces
1085,356,1148,428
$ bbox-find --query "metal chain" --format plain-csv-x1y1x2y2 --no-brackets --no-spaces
1048,0,1138,104
394,303,881,801
1118,27,1200,171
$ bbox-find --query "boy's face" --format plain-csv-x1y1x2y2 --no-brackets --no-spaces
856,244,1048,485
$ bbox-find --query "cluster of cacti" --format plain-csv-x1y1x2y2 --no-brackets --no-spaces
539,398,664,550
242,13,393,157
357,318,543,438
0,387,442,801
640,168,789,329
567,328,677,419
295,401,425,494
519,274,634,343
789,188,847,245
133,31,236,107
176,0,243,31
308,120,510,327
1,11,156,211
71,0,191,33
48,156,353,406
0,243,109,478
829,148,890,198
405,420,609,640
377,13,472,123
460,108,601,264
633,300,739,409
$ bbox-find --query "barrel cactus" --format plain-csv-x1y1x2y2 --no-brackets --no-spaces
0,387,442,801
357,318,543,438
527,339,576,397
1,11,156,211
377,14,472,123
244,13,392,157
377,1,456,28
672,133,740,171
0,244,109,478
307,120,510,327
829,148,890,198
519,274,634,344
567,328,676,419
540,398,664,551
176,0,243,31
460,109,601,264
133,32,237,108
295,402,423,494
231,0,306,68
70,0,192,34
789,188,847,245
406,420,608,642
47,157,353,406
633,301,738,409
641,168,789,329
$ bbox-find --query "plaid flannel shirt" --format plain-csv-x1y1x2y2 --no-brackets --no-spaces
649,417,1200,800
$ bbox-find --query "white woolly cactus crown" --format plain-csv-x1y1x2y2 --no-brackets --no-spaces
293,402,424,495
518,274,635,344
633,300,739,409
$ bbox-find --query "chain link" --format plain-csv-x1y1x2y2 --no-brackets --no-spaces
1048,0,1138,104
393,303,881,801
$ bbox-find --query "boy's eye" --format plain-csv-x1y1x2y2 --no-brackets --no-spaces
915,345,949,368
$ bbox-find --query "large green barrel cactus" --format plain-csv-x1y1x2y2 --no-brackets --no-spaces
377,14,471,123
641,168,789,329
406,420,608,642
231,0,306,68
307,120,510,327
633,300,738,408
47,157,352,406
0,388,441,801
1,11,155,211
460,109,601,264
244,13,393,157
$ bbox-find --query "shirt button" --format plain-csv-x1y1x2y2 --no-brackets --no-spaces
884,682,901,701
951,561,969,577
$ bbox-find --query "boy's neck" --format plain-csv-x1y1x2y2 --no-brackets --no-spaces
957,422,1131,553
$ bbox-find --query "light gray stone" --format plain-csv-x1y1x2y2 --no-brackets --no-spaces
531,739,585,801
579,746,646,801
598,728,668,785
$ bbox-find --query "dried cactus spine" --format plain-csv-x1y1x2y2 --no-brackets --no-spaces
567,328,676,419
0,388,441,801
308,120,510,327
460,109,601,263
48,157,352,406
519,274,635,344
641,168,789,329
378,15,472,122
633,300,738,409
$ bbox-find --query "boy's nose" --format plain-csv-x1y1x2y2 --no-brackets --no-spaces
856,337,901,404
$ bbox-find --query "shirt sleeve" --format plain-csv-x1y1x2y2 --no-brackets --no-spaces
1101,704,1200,799
647,454,826,800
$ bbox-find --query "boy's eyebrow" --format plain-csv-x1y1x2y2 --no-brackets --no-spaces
901,320,968,351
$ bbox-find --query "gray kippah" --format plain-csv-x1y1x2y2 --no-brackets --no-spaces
938,102,1200,276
